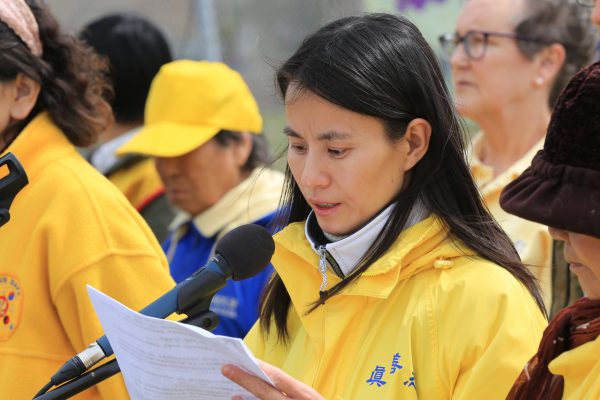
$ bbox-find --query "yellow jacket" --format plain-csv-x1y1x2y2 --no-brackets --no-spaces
470,134,552,310
549,335,600,399
0,114,175,399
108,156,163,211
245,216,546,399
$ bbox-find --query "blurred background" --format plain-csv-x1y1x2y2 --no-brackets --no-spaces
48,0,463,163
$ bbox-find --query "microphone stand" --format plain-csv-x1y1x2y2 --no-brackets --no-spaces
34,310,219,400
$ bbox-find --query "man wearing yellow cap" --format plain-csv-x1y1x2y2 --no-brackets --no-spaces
118,60,284,338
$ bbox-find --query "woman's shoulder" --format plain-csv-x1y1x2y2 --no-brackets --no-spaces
32,147,158,242
432,256,535,301
40,151,134,210
274,221,307,243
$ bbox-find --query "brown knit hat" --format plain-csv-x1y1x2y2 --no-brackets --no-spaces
500,61,600,238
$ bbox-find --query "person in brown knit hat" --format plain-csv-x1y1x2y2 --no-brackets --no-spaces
502,61,600,399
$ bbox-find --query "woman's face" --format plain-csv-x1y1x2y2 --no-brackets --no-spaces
450,0,543,120
155,135,251,216
549,227,600,300
285,88,412,236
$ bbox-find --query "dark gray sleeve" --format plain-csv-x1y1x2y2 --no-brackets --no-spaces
140,193,176,244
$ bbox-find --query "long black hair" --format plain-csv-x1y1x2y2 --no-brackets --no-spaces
260,13,546,342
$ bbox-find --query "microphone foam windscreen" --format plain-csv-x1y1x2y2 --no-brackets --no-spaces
215,224,275,281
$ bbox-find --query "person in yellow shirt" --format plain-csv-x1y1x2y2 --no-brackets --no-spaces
0,1,175,398
439,0,597,315
118,60,284,339
502,61,600,400
222,13,546,400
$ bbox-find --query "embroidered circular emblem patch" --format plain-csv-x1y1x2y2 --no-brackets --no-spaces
0,274,22,341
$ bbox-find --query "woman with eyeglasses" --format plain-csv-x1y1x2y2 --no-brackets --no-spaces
439,0,597,317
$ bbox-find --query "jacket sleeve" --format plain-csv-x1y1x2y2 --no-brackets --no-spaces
44,171,176,399
52,251,175,399
433,262,547,400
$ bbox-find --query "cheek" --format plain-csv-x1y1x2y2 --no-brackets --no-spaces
355,158,405,201
287,152,299,173
287,153,305,185
571,236,600,270
154,162,168,180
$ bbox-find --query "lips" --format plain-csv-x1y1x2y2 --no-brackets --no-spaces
315,202,336,208
309,199,341,216
455,80,474,87
166,187,187,199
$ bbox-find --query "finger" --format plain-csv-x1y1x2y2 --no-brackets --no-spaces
257,361,323,399
222,364,285,400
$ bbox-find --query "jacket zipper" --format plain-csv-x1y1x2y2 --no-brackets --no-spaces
317,245,328,293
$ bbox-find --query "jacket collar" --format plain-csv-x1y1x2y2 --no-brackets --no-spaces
274,211,473,301
90,127,141,174
168,167,284,239
304,201,429,277
2,113,74,184
469,131,544,197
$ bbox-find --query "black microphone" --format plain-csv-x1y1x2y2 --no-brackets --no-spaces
0,153,28,228
49,223,275,387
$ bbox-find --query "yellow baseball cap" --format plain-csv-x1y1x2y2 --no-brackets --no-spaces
117,60,262,157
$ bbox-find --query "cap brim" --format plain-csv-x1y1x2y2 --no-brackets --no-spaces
500,151,600,238
117,122,219,157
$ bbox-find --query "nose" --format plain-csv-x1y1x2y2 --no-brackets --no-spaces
450,39,470,68
548,226,569,242
155,156,180,179
299,153,330,190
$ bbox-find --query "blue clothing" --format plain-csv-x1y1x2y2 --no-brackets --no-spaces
163,212,275,338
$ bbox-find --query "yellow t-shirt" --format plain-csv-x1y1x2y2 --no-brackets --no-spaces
469,133,552,311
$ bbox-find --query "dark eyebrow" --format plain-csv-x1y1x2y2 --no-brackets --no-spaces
283,126,300,138
283,126,352,141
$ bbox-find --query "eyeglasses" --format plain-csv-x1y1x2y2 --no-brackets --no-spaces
576,0,595,7
438,30,550,61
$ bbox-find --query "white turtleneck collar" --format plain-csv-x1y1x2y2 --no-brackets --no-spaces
90,127,141,174
304,200,430,278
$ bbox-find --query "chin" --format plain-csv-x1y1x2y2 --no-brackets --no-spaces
454,102,474,119
318,221,350,237
578,279,600,300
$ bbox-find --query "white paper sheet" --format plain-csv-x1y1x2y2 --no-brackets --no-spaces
86,285,272,400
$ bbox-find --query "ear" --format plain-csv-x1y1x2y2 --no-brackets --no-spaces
233,132,254,168
402,118,431,171
9,73,41,120
532,43,566,88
